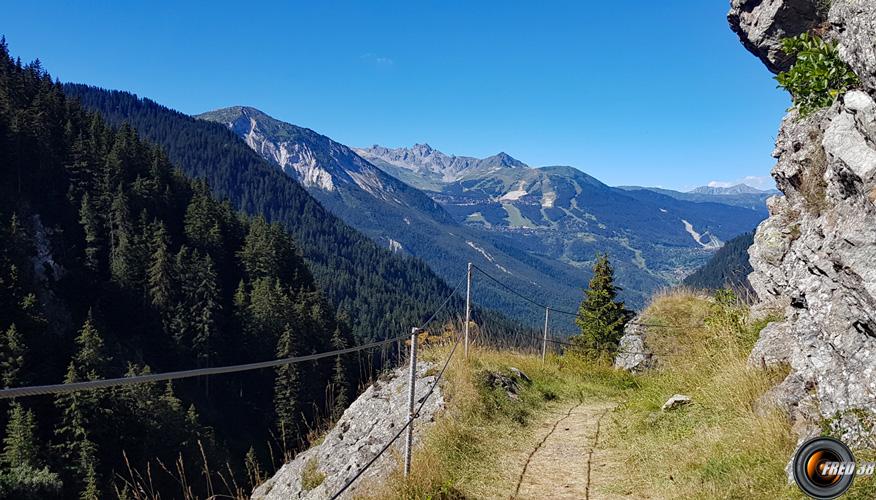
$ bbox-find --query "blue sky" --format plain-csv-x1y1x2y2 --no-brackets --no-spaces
4,1,789,191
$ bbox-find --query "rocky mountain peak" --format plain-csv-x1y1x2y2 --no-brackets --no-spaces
735,0,876,449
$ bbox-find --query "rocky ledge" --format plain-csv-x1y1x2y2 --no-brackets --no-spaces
252,363,443,499
732,0,876,447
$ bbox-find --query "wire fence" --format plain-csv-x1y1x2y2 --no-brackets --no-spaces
1,261,692,497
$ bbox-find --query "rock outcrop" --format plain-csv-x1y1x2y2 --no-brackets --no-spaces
728,0,826,73
252,363,443,499
614,321,655,373
734,0,876,447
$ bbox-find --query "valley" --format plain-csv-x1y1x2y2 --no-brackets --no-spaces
197,109,769,313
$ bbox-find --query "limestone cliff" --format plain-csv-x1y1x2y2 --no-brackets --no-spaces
730,0,876,446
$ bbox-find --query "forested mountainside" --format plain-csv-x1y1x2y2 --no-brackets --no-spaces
0,41,366,497
198,106,593,318
682,231,754,294
62,84,453,342
360,144,766,288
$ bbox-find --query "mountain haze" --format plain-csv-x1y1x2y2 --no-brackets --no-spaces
198,107,593,318
360,144,767,286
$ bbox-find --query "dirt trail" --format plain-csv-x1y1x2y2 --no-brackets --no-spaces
506,401,632,500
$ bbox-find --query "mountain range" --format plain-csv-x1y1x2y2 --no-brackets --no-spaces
198,108,768,312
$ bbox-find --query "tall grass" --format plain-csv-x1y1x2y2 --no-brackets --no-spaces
605,290,798,498
366,347,634,499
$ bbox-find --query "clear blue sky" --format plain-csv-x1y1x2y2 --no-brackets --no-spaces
4,0,789,191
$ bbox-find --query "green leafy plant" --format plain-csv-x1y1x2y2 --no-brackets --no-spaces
776,33,860,116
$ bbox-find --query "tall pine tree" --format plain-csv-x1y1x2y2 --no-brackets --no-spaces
54,312,109,499
572,254,632,356
274,323,300,451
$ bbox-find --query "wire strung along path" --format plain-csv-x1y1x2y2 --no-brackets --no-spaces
0,262,671,498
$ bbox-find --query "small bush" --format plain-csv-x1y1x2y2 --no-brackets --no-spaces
776,33,859,116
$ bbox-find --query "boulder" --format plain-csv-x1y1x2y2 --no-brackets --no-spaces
661,395,693,411
614,321,654,373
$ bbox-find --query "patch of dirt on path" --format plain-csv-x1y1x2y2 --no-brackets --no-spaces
491,401,636,500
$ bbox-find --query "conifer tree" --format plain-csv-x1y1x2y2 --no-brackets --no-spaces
109,188,134,285
192,254,220,369
55,312,109,497
0,323,25,388
274,323,300,449
572,254,632,355
329,327,350,421
147,221,173,311
79,193,102,273
2,402,38,468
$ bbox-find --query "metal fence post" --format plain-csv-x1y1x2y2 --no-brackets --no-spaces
542,307,550,363
404,327,419,477
464,262,472,359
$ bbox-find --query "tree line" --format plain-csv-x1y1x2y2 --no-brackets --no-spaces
0,38,362,498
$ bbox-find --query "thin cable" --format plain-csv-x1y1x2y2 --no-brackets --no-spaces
419,272,467,331
0,335,407,399
331,275,467,498
470,263,577,315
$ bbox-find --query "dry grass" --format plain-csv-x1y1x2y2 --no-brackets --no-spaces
361,289,876,499
605,290,799,499
364,347,634,499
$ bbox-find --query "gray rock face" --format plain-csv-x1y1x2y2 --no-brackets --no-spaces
614,321,654,373
739,0,876,448
831,1,876,91
728,0,825,73
251,363,443,499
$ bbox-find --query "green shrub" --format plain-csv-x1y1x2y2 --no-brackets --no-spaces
776,33,859,116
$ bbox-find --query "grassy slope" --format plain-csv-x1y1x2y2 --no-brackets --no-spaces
366,291,876,498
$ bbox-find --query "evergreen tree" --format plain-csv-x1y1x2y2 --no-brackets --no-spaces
0,403,62,499
146,221,173,311
54,312,109,498
191,254,220,368
329,327,350,421
79,193,102,273
274,323,300,449
109,187,134,285
0,323,25,388
2,402,38,468
572,254,632,356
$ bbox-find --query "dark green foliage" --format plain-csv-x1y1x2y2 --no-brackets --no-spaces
63,83,455,344
0,39,361,497
571,254,632,356
0,324,24,388
3,403,38,469
683,231,755,295
274,324,300,450
776,33,860,116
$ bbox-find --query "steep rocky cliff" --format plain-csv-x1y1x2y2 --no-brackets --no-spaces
730,0,876,446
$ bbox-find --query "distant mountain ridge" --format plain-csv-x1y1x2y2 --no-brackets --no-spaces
355,144,528,192
689,183,776,195
198,107,593,319
616,185,776,214
359,143,768,298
